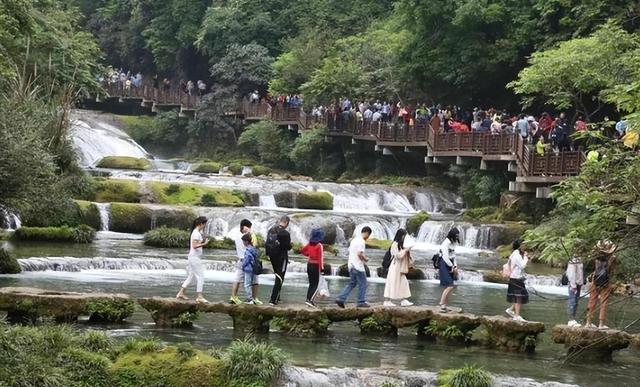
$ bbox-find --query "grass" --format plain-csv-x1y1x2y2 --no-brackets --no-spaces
12,225,96,243
117,114,155,129
148,181,245,207
437,364,492,387
88,178,141,203
109,203,152,233
220,338,287,387
74,200,101,229
144,227,190,248
365,238,392,250
406,211,429,235
96,156,152,170
85,299,136,323
296,191,334,210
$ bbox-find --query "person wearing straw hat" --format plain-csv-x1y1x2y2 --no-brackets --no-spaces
300,228,325,308
383,229,415,307
585,240,617,329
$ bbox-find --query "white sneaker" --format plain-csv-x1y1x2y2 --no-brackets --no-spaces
505,308,515,318
400,299,414,307
584,323,598,329
383,301,396,307
598,325,610,330
512,315,527,323
567,320,581,328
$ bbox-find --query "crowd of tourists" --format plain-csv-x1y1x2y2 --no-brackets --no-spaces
176,215,618,328
101,68,209,97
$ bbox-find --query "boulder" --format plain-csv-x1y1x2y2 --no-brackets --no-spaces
110,203,152,233
482,270,509,285
152,207,196,230
96,156,151,170
338,263,370,277
297,191,333,210
376,267,426,280
0,248,21,274
74,200,101,230
552,325,631,361
274,191,296,208
480,315,545,352
406,211,430,236
491,223,531,247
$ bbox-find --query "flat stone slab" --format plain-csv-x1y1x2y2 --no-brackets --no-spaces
0,287,133,323
552,325,632,361
481,315,546,333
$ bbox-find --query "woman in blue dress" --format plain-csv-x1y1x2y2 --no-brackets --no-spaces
438,227,460,312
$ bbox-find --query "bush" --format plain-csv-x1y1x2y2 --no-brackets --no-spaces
148,182,245,207
164,184,181,195
13,225,96,243
406,211,429,235
220,338,287,387
86,178,141,203
296,191,333,210
448,166,507,208
289,126,326,175
144,227,190,248
85,298,136,323
96,156,152,170
110,203,152,233
238,120,291,167
74,200,101,229
199,193,218,206
438,364,492,387
192,162,222,174
59,348,113,387
206,237,235,250
249,165,272,176
228,163,244,176
0,247,21,274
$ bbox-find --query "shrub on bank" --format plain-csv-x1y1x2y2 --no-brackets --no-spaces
85,298,136,323
0,248,21,274
220,338,287,387
406,211,429,236
109,203,152,233
144,227,190,248
74,200,101,230
148,182,246,207
12,225,96,243
228,163,244,176
206,237,235,250
297,191,333,210
96,156,152,170
437,364,492,387
192,162,222,174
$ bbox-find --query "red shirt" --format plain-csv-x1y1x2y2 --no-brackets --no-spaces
300,242,324,268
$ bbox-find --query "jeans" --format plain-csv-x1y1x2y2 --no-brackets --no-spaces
337,268,367,305
244,272,256,301
567,285,582,319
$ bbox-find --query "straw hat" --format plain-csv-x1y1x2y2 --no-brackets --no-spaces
595,239,617,254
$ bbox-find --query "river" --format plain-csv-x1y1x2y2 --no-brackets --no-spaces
1,110,639,386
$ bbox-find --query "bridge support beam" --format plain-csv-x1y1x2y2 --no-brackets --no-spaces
508,161,518,173
509,181,535,193
536,187,552,199
382,147,393,156
480,160,488,170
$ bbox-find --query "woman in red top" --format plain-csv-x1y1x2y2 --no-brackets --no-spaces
301,228,325,308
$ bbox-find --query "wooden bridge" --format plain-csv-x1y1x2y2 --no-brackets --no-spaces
99,84,584,196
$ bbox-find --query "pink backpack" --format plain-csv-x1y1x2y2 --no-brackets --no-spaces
502,259,512,279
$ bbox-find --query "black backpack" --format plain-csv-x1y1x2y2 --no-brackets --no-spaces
594,260,609,287
432,252,441,269
252,257,263,275
265,226,281,258
380,248,393,277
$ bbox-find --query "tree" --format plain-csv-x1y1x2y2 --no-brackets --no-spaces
289,126,327,175
509,23,640,121
300,57,364,107
237,120,291,167
210,43,273,96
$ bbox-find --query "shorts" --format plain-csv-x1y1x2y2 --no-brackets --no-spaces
234,259,244,283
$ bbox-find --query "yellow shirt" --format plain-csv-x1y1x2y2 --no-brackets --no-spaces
622,131,639,148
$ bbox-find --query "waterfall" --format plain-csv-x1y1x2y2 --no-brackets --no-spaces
69,110,149,167
1,209,22,231
241,166,252,176
259,195,277,208
335,224,347,246
416,221,495,250
96,203,110,231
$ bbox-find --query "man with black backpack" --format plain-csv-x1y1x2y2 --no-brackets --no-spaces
265,216,292,306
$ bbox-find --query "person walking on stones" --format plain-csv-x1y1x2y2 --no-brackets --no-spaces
230,219,261,305
336,226,372,308
176,216,209,304
438,227,460,312
241,233,260,305
300,228,325,308
505,240,529,322
566,253,585,327
266,216,292,306
383,229,415,307
585,240,617,329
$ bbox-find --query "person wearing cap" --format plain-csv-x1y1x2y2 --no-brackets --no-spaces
585,240,617,329
300,228,325,308
383,229,415,307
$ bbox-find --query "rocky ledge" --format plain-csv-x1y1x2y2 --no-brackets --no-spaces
0,287,134,323
552,325,632,361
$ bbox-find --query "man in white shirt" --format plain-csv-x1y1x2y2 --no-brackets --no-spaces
336,226,372,308
229,219,262,305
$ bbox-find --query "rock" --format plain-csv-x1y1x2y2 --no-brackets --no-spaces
297,191,333,210
365,238,391,250
482,270,509,284
96,156,152,170
491,223,531,247
406,211,429,236
152,207,196,230
74,200,101,230
337,263,370,277
406,267,426,280
110,203,152,233
0,248,21,274
552,325,631,361
0,287,132,324
274,191,296,208
480,315,545,352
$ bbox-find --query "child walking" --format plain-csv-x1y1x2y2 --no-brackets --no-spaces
300,228,325,308
241,233,260,304
176,216,209,304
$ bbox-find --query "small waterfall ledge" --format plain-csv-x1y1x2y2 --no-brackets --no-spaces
277,366,578,387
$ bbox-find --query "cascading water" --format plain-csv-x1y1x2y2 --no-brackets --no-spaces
259,195,277,208
96,203,110,231
416,221,495,250
1,209,22,230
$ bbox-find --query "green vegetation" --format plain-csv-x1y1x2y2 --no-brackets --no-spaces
13,225,96,243
207,237,236,250
358,315,396,335
192,162,222,174
85,178,141,203
449,167,508,209
297,191,333,210
238,121,292,168
248,165,272,177
109,203,152,234
289,127,327,175
0,248,21,274
437,365,492,387
220,338,287,387
144,227,190,248
96,156,152,171
365,238,392,250
406,211,429,235
120,112,189,151
148,182,246,207
74,200,101,230
85,299,136,323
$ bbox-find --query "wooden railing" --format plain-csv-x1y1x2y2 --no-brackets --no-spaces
105,82,201,109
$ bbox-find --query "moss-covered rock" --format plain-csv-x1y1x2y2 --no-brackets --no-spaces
274,191,296,208
297,191,333,210
0,248,21,274
496,244,512,260
110,203,152,233
482,270,509,284
272,314,331,336
152,207,196,229
192,162,222,174
248,165,272,177
552,324,631,361
12,225,96,243
358,314,398,336
480,316,545,353
338,263,371,277
148,182,245,207
206,237,236,250
366,238,392,250
227,163,243,175
492,223,531,247
406,211,429,236
96,156,151,170
74,200,101,230
376,266,425,280
88,178,141,203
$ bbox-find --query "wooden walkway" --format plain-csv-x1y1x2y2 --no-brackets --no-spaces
100,84,584,192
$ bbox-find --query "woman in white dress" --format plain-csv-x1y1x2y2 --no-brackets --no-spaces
176,216,210,303
383,229,415,307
